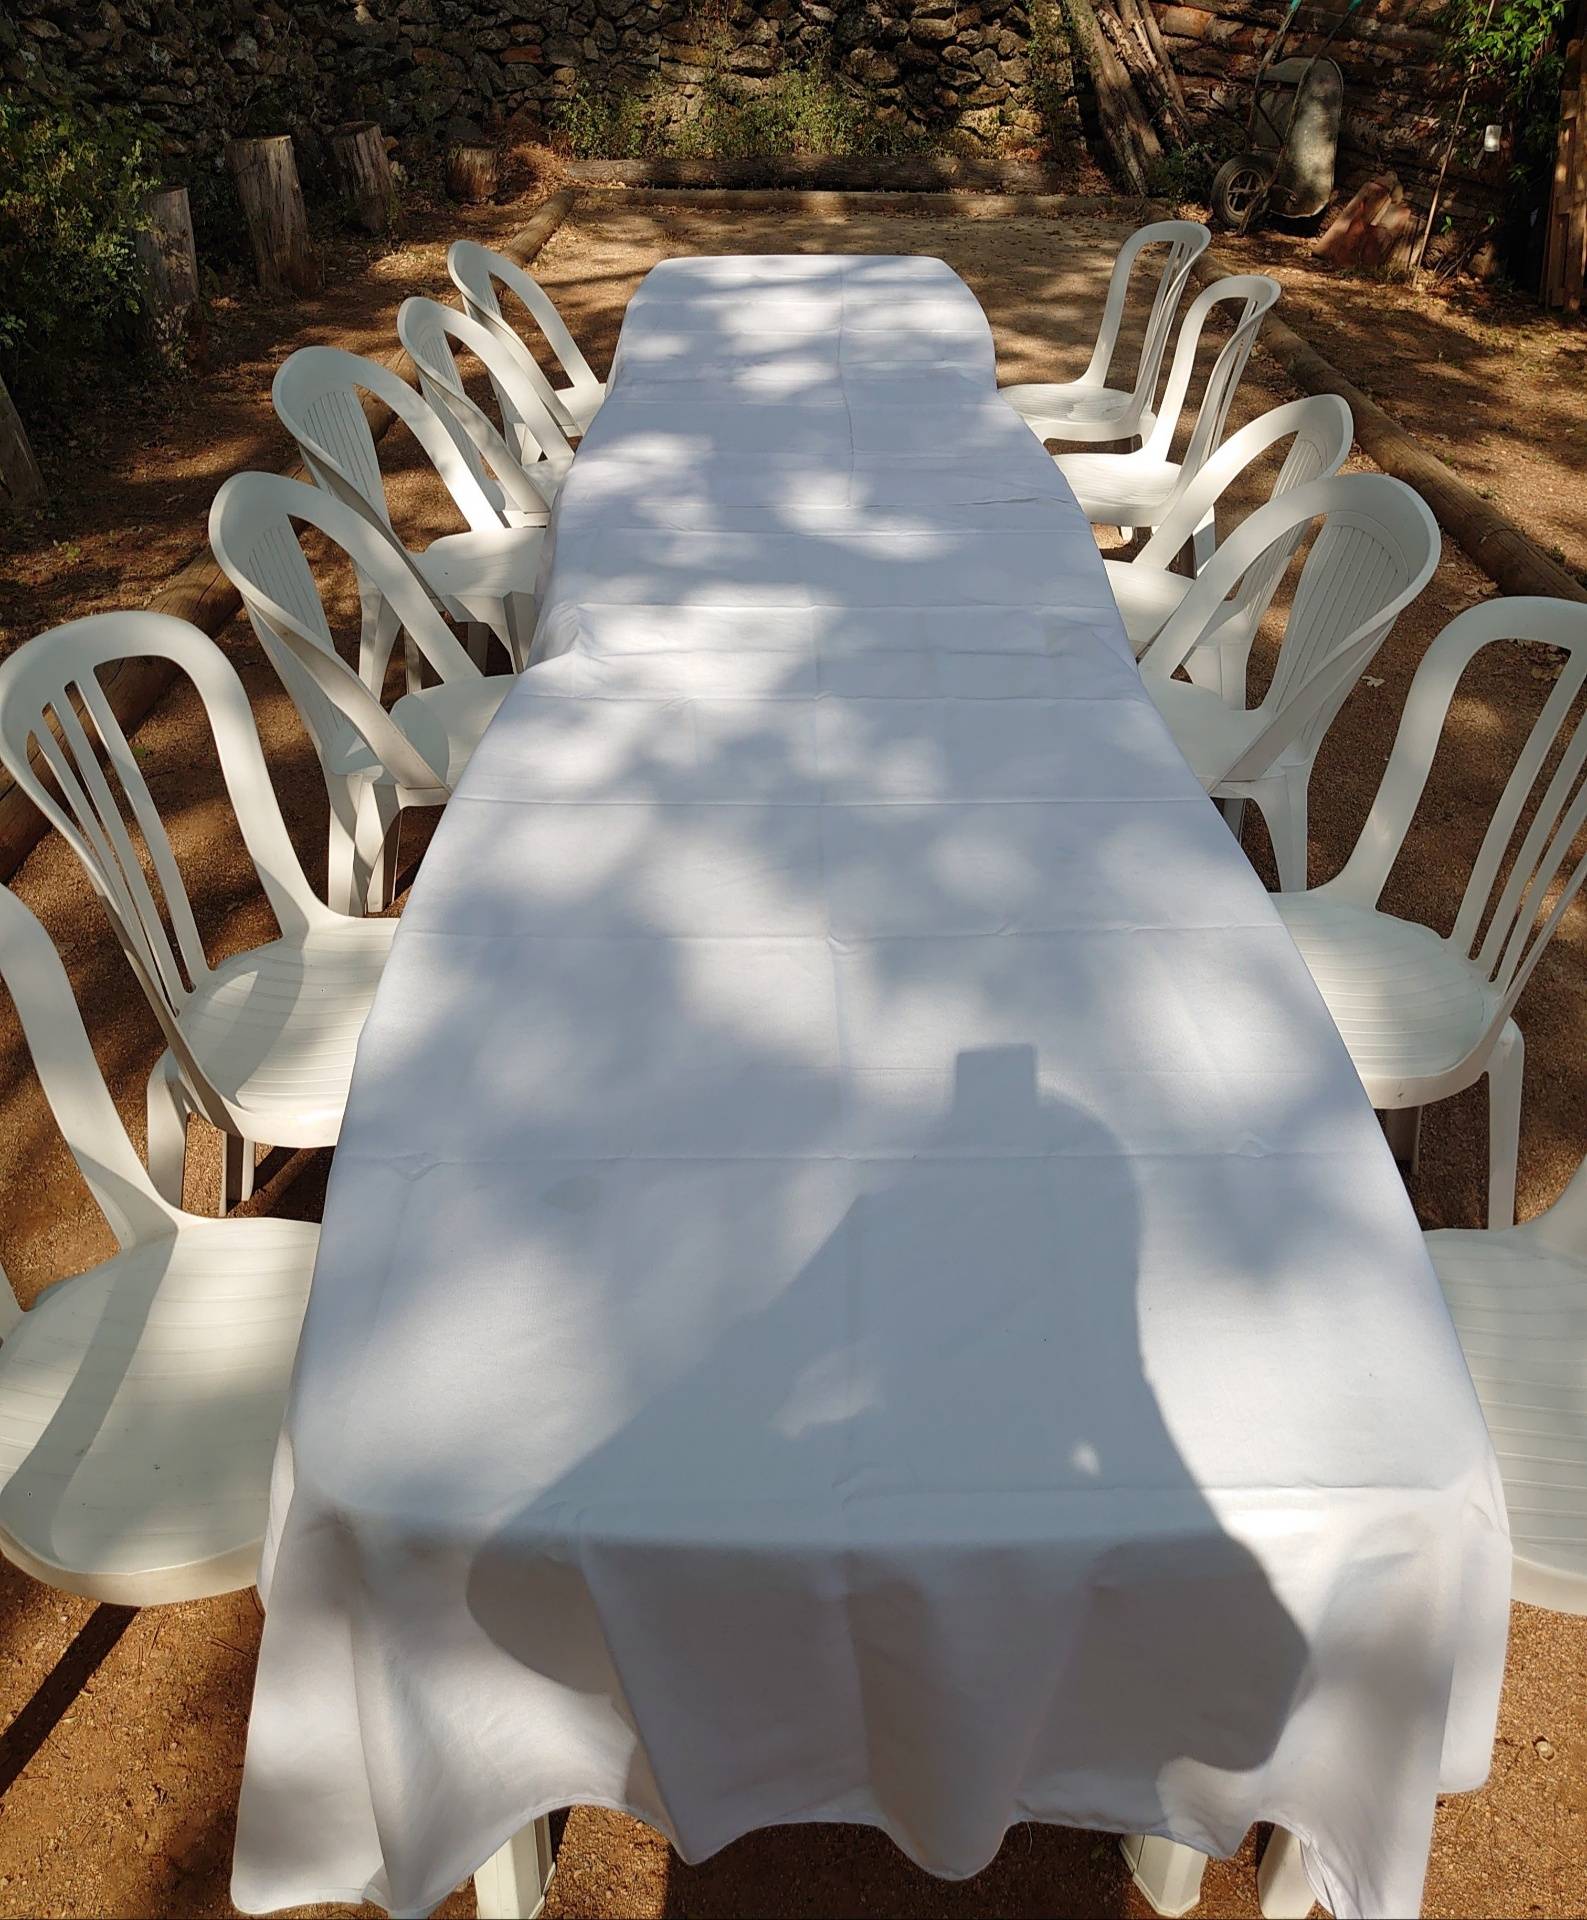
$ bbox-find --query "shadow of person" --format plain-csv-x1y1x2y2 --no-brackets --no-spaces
464,1043,1308,1906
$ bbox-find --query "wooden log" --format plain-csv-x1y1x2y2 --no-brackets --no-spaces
0,372,45,513
1194,248,1587,606
1063,0,1159,193
0,186,580,884
447,142,500,204
133,185,199,357
564,155,1070,192
330,120,400,235
1132,0,1191,118
227,135,320,296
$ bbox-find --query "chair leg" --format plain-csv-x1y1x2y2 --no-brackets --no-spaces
145,1053,191,1205
1487,1019,1524,1228
355,782,402,915
1192,508,1217,573
464,621,491,670
326,777,364,917
1383,1104,1423,1176
502,591,535,673
1217,794,1248,843
475,1816,556,1920
1248,768,1310,893
1257,1827,1315,1918
1120,1835,1206,1917
221,1132,255,1217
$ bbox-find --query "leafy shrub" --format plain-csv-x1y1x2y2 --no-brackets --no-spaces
1146,127,1244,207
0,103,161,403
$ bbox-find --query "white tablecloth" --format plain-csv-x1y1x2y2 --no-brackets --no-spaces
233,256,1509,1920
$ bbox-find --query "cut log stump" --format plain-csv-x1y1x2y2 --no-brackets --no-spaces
331,120,400,235
447,142,500,203
0,372,45,513
133,185,200,356
227,135,320,295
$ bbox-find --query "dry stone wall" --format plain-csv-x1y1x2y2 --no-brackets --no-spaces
1,0,1071,171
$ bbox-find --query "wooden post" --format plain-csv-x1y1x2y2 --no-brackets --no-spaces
0,372,45,513
133,185,200,356
1544,0,1587,310
227,134,321,295
330,121,400,235
447,142,500,203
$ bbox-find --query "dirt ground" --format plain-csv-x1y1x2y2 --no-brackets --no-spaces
0,192,1585,1920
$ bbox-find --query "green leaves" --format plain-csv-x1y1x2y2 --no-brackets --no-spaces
1439,0,1569,177
0,103,161,404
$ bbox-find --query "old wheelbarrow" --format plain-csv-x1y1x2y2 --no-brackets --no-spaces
1210,0,1360,233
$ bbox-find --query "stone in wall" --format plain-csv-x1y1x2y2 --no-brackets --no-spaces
1,0,1078,176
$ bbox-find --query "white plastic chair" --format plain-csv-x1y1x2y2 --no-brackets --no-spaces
1138,471,1440,894
1000,220,1209,446
273,345,546,673
449,237,605,440
1273,595,1587,1227
1104,393,1354,696
1426,1150,1587,1609
0,611,397,1216
0,883,316,1604
209,471,515,916
1056,274,1282,565
397,297,575,519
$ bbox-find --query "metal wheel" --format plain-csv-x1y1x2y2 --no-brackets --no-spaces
1211,157,1276,234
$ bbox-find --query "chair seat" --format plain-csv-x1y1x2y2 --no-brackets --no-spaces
1143,674,1262,785
1054,451,1184,528
0,1217,317,1604
1427,1226,1587,1609
176,916,398,1133
1000,381,1147,442
392,674,515,791
1273,892,1503,1092
417,527,545,604
1103,560,1195,655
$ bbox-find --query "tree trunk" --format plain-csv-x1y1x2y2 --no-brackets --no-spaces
447,142,500,203
133,185,200,356
330,120,400,235
227,134,320,295
0,372,45,513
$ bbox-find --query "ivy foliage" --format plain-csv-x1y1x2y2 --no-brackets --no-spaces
0,103,161,403
1440,0,1571,181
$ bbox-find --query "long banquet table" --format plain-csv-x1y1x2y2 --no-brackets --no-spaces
233,255,1509,1920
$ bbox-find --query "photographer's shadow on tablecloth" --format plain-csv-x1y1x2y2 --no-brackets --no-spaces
465,1043,1309,1897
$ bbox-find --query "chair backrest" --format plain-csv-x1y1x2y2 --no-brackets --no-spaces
1139,274,1282,479
448,239,598,441
396,297,571,514
1141,472,1440,771
1138,392,1354,632
0,885,179,1315
209,471,478,798
1082,220,1210,408
272,345,507,539
1331,596,1587,1019
0,613,340,1123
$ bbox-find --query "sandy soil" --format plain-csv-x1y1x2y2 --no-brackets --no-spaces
0,194,1584,1920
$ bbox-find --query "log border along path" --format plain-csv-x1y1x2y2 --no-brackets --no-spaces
0,188,576,884
1188,247,1587,608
